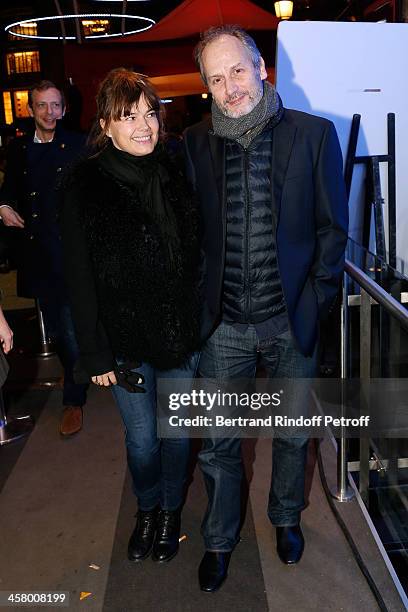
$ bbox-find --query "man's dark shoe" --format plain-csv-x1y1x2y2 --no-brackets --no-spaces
128,507,158,562
60,406,83,436
199,551,232,592
152,508,181,562
276,525,304,564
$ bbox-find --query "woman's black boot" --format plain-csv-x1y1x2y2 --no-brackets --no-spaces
151,508,181,563
128,507,158,562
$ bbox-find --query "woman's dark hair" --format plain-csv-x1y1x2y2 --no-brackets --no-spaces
89,68,165,151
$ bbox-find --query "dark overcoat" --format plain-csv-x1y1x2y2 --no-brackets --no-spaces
183,109,349,356
0,121,86,298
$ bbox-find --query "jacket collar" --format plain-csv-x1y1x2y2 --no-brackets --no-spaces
271,109,297,224
207,125,225,207
28,118,67,144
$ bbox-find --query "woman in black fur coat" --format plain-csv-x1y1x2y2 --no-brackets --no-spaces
60,69,201,565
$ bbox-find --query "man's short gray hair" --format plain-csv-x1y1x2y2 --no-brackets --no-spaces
194,25,262,86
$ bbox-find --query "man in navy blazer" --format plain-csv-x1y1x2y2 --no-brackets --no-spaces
184,26,348,591
0,80,87,437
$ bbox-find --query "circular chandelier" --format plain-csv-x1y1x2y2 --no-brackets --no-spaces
5,14,155,40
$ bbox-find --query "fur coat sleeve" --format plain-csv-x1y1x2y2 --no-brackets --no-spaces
59,179,116,378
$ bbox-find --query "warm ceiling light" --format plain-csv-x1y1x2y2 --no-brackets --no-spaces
274,1,293,20
82,20,109,25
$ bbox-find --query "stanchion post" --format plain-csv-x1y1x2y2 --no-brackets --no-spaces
35,299,55,358
0,390,34,446
331,272,355,502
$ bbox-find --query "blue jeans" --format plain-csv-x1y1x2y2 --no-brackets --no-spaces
198,322,317,551
39,297,87,406
111,353,199,511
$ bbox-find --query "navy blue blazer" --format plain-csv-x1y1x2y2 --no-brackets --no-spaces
0,121,86,298
184,109,349,356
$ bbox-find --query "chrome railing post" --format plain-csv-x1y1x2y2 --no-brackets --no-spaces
331,272,355,502
35,299,55,357
0,390,34,446
359,288,372,505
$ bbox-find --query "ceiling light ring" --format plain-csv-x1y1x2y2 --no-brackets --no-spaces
5,14,155,40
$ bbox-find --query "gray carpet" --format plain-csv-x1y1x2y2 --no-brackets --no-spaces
102,469,269,612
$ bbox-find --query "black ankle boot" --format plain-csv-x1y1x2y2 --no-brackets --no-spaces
199,551,232,592
151,508,181,563
276,525,304,564
128,507,158,562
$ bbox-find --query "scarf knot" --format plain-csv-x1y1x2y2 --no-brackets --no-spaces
98,142,180,270
211,81,284,148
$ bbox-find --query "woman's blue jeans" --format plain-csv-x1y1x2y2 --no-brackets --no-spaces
111,354,199,512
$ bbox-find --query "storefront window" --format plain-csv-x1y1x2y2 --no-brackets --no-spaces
6,51,40,75
81,19,110,36
8,22,38,39
2,91,13,125
14,90,30,118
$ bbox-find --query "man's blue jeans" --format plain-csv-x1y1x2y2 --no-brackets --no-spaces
198,322,317,552
39,296,87,406
111,353,199,511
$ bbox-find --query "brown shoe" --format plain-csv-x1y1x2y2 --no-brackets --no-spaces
60,406,83,436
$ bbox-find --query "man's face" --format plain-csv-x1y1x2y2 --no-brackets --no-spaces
28,87,64,134
202,35,267,118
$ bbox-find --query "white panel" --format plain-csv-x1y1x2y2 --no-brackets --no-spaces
275,21,408,274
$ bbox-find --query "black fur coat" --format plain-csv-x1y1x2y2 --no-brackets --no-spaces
59,148,201,376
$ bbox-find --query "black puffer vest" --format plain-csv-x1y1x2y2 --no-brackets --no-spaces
222,128,285,323
65,153,201,370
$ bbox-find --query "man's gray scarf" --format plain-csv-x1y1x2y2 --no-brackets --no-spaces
211,81,284,149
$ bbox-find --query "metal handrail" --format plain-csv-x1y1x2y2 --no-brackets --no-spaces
345,259,408,330
332,257,408,503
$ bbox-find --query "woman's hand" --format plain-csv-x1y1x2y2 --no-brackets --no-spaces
0,308,13,353
91,371,117,386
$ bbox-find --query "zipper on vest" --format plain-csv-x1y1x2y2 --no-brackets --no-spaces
244,150,251,319
270,177,289,321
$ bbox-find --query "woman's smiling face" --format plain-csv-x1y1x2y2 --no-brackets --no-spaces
102,94,159,156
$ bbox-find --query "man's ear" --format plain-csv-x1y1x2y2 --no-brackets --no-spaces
27,104,34,118
259,56,268,81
